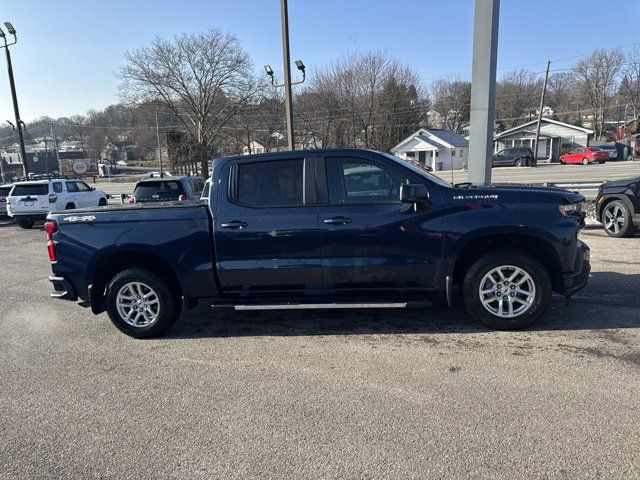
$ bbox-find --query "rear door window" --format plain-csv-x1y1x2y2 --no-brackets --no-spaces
134,180,185,201
12,184,49,196
234,159,304,207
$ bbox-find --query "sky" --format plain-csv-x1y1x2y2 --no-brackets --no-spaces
1,0,639,123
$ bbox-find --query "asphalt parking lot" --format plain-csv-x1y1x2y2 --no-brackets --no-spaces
0,219,638,479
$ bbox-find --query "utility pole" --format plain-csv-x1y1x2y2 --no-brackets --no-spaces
50,122,60,171
0,23,28,177
43,134,49,174
280,0,295,150
467,0,500,185
155,108,163,175
533,60,551,165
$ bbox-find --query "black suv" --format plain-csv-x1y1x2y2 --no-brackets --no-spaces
596,176,640,237
492,147,536,167
130,175,205,204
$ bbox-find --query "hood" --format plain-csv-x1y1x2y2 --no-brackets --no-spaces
600,176,639,189
455,183,585,203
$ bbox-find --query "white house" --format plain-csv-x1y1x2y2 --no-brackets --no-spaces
391,128,469,171
493,118,593,161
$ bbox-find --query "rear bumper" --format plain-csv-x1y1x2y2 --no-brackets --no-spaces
49,275,78,301
563,241,591,296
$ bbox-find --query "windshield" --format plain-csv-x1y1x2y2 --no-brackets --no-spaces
381,152,452,188
11,184,49,196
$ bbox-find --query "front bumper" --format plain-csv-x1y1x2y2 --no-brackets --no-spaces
49,275,78,301
563,241,591,296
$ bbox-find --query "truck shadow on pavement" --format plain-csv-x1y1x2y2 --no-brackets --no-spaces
164,271,640,339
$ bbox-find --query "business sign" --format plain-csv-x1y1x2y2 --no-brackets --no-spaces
59,158,98,177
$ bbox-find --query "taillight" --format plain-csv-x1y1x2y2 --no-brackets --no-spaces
129,196,136,204
178,194,188,201
44,221,58,262
49,194,58,203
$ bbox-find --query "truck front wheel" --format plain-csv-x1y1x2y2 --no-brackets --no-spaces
105,268,179,338
463,249,551,330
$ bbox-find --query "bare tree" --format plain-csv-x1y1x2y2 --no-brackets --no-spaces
298,52,425,149
430,78,471,132
495,69,542,128
119,29,258,176
573,48,624,138
619,48,640,119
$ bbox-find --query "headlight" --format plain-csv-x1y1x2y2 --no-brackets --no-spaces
559,201,586,217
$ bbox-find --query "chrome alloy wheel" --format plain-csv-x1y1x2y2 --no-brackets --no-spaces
116,282,160,327
603,203,626,235
478,265,536,318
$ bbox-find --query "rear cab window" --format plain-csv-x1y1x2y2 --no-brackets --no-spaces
232,159,304,207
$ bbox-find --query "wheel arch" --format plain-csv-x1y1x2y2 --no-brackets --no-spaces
451,233,565,293
89,250,183,314
598,194,635,221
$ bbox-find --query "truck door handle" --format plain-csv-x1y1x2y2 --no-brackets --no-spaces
221,220,248,229
323,216,352,225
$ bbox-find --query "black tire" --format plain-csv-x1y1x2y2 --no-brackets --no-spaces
582,157,590,165
462,249,552,330
65,203,76,210
601,200,636,238
560,158,566,165
98,198,107,206
17,218,35,229
105,268,180,338
515,158,523,167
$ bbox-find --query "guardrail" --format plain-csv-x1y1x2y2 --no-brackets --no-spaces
542,181,603,201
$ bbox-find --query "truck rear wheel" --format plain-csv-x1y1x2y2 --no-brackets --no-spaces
17,218,35,229
105,268,179,338
463,249,551,330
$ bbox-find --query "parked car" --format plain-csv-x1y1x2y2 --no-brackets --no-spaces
595,176,640,237
116,160,129,166
596,143,618,160
559,147,609,165
129,175,205,204
404,159,433,172
492,147,535,167
0,184,13,216
7,179,107,229
45,148,590,338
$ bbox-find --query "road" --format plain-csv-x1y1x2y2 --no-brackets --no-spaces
0,220,638,479
95,161,640,200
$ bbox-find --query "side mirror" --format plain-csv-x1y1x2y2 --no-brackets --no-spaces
90,187,95,191
400,183,429,204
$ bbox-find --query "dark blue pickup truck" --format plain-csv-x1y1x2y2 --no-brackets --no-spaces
45,149,590,337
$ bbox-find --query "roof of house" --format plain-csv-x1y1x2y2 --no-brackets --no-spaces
391,128,469,152
495,118,593,139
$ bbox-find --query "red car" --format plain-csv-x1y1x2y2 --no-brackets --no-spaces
560,147,609,165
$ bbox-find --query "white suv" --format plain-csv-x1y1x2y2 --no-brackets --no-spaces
7,179,108,229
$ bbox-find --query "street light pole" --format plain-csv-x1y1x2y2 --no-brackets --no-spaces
0,23,28,177
280,0,295,150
